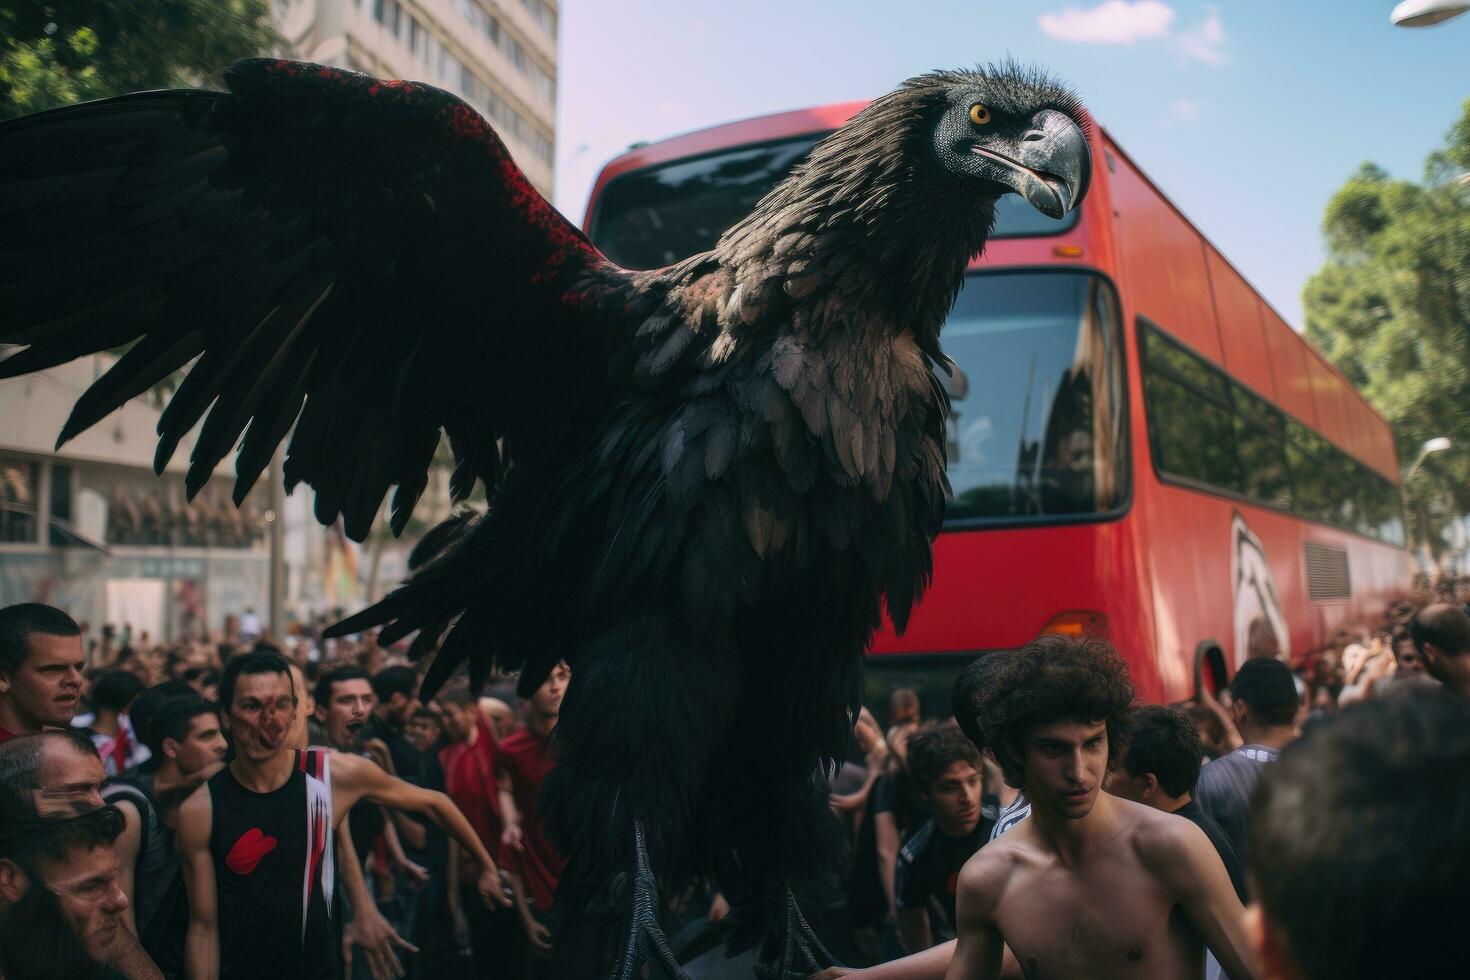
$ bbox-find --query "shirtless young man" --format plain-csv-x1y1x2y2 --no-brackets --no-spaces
946,635,1256,980
176,650,511,979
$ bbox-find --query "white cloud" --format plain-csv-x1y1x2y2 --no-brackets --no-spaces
1176,8,1228,65
1171,98,1199,122
1037,1,1175,44
1037,2,1229,67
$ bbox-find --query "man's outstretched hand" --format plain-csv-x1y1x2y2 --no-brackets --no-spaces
342,903,419,980
479,867,514,908
522,914,553,954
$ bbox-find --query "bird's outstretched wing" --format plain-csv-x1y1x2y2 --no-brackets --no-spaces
0,58,619,539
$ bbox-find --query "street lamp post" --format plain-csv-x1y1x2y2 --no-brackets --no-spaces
1391,0,1470,26
1404,437,1452,572
1405,436,1451,482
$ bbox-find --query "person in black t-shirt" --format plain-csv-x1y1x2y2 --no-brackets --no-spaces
107,695,227,976
368,666,422,779
893,723,993,953
1105,704,1247,902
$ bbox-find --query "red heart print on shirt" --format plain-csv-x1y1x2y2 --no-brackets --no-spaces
225,827,278,875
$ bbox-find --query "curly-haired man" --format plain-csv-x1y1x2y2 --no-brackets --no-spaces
946,634,1257,980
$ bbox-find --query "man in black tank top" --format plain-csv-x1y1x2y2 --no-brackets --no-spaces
208,746,339,977
177,651,510,980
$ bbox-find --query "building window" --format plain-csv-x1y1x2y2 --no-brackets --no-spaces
0,456,39,544
450,0,555,104
455,0,484,32
517,0,556,37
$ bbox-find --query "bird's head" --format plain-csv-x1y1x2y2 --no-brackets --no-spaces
749,61,1092,260
923,66,1092,220
717,62,1091,351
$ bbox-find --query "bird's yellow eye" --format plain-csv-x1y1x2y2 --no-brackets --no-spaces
969,103,991,126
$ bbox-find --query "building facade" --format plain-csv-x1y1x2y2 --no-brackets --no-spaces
0,358,272,644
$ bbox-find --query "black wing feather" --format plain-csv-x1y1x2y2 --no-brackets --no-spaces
0,58,619,539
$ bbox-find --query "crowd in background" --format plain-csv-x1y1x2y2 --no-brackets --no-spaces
1,571,1469,980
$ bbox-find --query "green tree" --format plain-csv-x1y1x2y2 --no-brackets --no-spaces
1304,99,1470,556
0,1,278,120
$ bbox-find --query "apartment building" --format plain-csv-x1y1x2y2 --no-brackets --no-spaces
277,0,559,195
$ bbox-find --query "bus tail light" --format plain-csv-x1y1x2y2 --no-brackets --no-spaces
1041,610,1108,637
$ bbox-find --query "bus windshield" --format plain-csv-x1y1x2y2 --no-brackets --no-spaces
942,271,1127,524
589,134,1078,270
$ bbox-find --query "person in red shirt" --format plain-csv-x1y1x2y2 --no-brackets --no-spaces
0,604,85,745
435,680,519,973
496,660,568,973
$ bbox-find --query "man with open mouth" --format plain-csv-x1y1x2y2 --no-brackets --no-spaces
314,663,434,968
0,603,86,746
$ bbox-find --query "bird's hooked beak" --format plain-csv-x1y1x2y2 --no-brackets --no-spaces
971,109,1091,219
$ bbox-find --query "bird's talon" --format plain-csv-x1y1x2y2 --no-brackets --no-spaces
609,821,689,980
754,883,839,978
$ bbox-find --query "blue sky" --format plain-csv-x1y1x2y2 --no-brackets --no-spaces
552,1,1468,330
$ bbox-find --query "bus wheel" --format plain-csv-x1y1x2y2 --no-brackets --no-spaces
1193,640,1229,699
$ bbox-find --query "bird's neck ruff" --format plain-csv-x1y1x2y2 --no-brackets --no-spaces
713,85,996,357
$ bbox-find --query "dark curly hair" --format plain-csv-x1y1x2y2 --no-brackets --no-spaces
906,721,981,791
951,650,1007,749
977,634,1135,790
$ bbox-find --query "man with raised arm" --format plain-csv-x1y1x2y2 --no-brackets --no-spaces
175,650,510,980
945,635,1256,980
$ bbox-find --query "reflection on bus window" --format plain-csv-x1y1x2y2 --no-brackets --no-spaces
1141,325,1406,547
941,272,1127,523
589,135,1079,270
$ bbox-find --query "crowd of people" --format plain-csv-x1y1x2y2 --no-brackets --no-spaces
804,585,1470,980
0,605,562,980
1,582,1468,980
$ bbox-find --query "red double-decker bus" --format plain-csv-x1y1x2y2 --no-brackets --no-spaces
579,102,1410,708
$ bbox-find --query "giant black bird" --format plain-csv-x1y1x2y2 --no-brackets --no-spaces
0,59,1089,977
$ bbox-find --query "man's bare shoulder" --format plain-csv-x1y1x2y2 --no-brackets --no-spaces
323,747,373,781
1119,798,1216,872
957,823,1039,912
324,748,395,814
178,780,212,815
175,782,214,846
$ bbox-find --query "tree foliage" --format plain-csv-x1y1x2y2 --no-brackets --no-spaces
1304,100,1470,550
0,1,278,120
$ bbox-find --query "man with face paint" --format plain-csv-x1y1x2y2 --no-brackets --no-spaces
176,649,510,979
